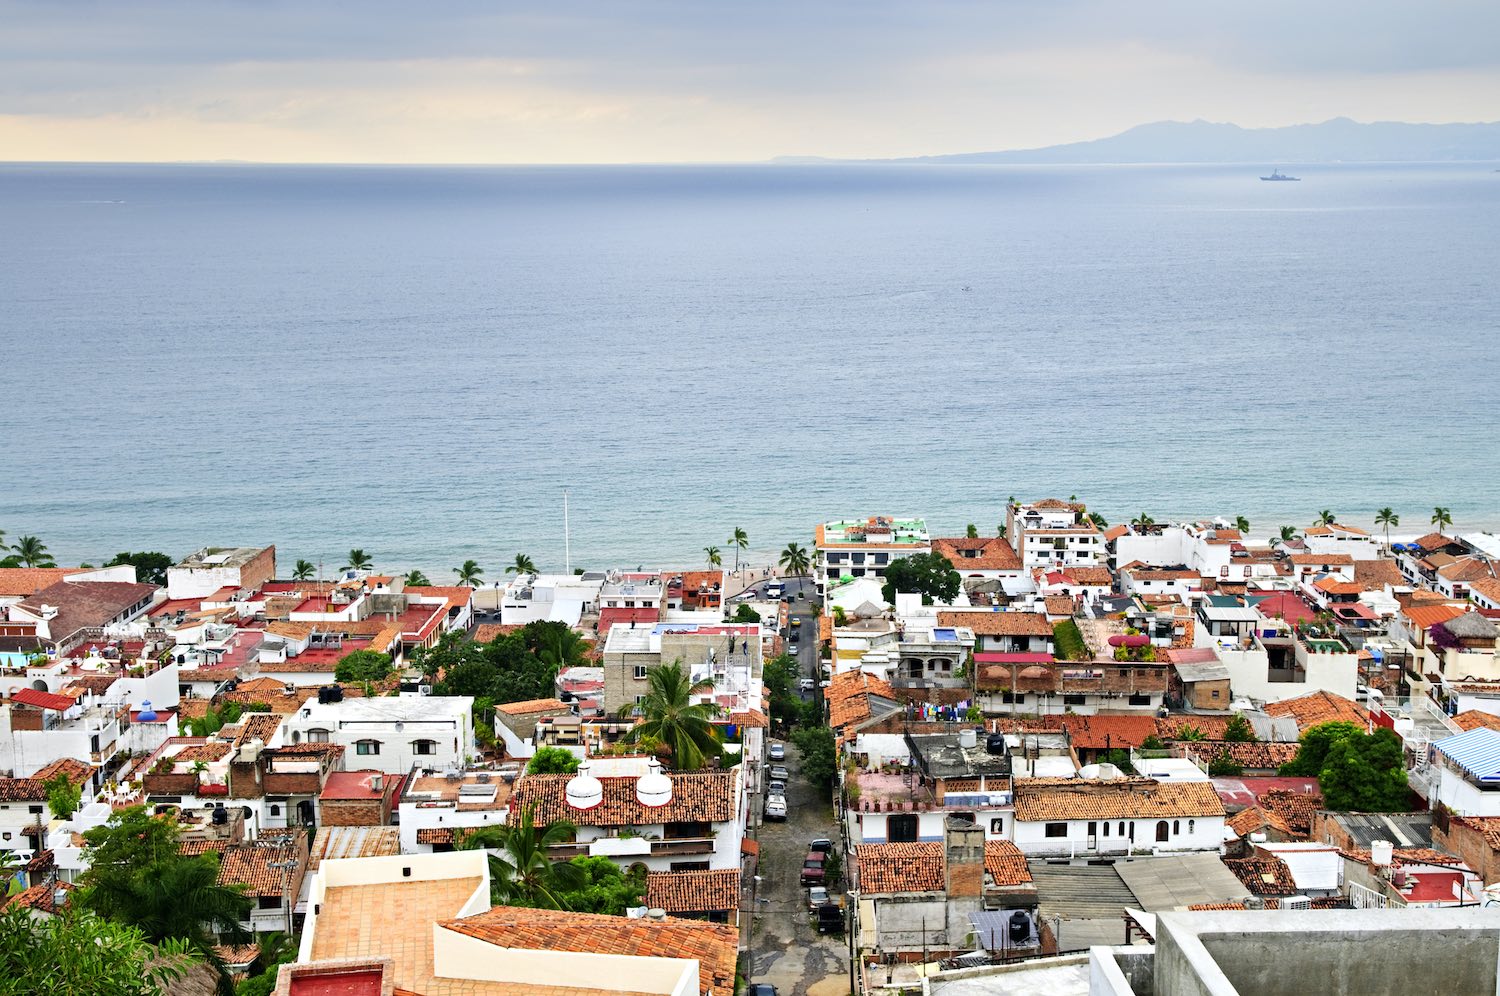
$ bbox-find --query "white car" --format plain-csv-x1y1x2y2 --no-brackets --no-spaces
769,742,786,762
765,795,788,821
798,677,815,691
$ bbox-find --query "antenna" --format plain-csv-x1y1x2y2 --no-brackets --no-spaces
564,488,572,574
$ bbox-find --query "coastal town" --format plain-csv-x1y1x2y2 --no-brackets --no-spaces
3,501,1500,995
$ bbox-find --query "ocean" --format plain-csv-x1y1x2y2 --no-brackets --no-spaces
1,161,1497,575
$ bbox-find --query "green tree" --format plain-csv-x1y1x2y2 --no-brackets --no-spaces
548,856,646,915
1087,512,1109,529
1315,510,1336,526
778,542,811,577
1130,513,1155,530
292,559,315,581
1208,752,1244,777
1374,508,1400,548
508,553,538,575
10,535,54,568
1234,515,1250,534
0,905,197,996
453,559,484,586
791,725,837,793
763,652,802,728
1223,713,1257,743
234,931,297,996
422,622,576,708
626,660,721,770
1173,724,1205,742
104,551,174,586
1141,735,1166,751
965,523,979,538
1280,721,1366,776
45,771,82,819
334,649,393,684
1432,506,1453,533
1101,748,1136,774
343,548,373,571
996,524,1007,539
880,551,960,606
1318,727,1410,811
526,746,581,775
1052,619,1087,661
732,603,762,623
730,527,749,574
78,807,252,996
704,545,721,569
404,569,430,586
531,621,591,670
1277,525,1298,543
458,806,584,909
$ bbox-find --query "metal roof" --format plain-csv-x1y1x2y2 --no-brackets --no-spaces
1435,727,1500,784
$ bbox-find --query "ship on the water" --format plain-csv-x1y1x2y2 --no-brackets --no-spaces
1260,168,1301,181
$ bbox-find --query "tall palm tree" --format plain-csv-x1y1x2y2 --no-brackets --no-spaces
458,806,584,909
1277,525,1298,543
730,527,749,574
1087,512,1109,529
507,553,538,575
778,542,810,577
1130,513,1155,529
1234,515,1250,534
292,559,315,581
534,624,591,669
704,545,721,569
403,569,430,586
1432,506,1453,534
453,559,484,586
343,549,373,571
628,660,721,770
1315,510,1336,526
1374,508,1399,548
11,535,54,568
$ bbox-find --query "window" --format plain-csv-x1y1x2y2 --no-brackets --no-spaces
257,896,282,910
1103,822,1110,837
1063,694,1085,706
269,805,282,817
851,553,866,565
1002,692,1026,705
1189,819,1195,833
308,728,330,743
1211,689,1221,699
671,861,710,872
1118,822,1126,837
1173,820,1180,835
355,740,381,756
873,553,889,565
28,805,43,815
888,814,919,843
1155,821,1169,842
990,818,1005,835
1128,694,1151,706
633,665,649,679
412,739,437,756
1044,822,1068,838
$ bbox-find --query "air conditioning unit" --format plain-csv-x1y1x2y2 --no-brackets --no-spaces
1281,895,1311,910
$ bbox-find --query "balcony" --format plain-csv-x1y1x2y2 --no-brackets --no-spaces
550,835,716,858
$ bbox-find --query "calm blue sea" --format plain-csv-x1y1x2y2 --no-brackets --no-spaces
1,162,1497,575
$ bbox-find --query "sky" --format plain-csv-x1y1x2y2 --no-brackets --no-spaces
2,1,1498,163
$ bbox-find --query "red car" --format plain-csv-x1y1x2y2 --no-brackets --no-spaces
800,851,826,886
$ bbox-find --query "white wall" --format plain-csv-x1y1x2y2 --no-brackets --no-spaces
431,924,696,996
1012,815,1223,857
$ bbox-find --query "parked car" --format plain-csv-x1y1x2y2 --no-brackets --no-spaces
765,795,788,821
815,903,844,934
798,677,815,691
809,838,834,855
768,742,786,762
768,779,786,795
749,984,779,996
800,853,826,885
807,885,830,910
770,765,790,782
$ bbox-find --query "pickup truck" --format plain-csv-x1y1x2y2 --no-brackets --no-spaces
800,851,826,885
765,795,788,822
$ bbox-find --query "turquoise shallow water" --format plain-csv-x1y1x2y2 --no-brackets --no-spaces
1,161,1497,575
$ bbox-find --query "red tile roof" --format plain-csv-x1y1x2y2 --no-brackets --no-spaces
931,537,1022,572
1014,779,1224,821
29,757,92,787
9,687,76,711
1263,691,1368,731
1224,856,1299,896
1453,710,1500,733
0,778,48,802
216,840,302,897
645,868,740,912
1227,806,1294,839
937,610,1053,637
0,568,87,597
855,842,945,893
496,698,569,715
509,771,737,827
983,840,1032,887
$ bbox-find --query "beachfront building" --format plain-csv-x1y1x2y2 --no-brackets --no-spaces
814,516,931,603
1004,499,1104,571
1301,523,1384,560
496,572,604,627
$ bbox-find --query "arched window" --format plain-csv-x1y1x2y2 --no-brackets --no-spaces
1156,821,1170,842
291,731,301,744
308,729,330,743
1189,819,1196,834
1118,822,1125,837
1173,820,1180,835
355,739,381,756
269,804,282,817
412,739,438,756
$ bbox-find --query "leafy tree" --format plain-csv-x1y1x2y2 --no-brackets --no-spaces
1315,510,1336,527
1087,512,1109,529
1101,748,1136,774
549,856,646,915
1374,508,1400,548
965,523,979,538
763,653,802,728
1141,735,1166,751
45,771,82,819
1130,513,1155,529
1173,724,1205,742
1432,506,1453,533
404,569,430,586
730,527,749,574
1223,713,1257,743
704,545,722,568
104,551,174,586
732,603,761,623
292,559,315,581
526,746,581,775
996,524,1007,539
343,549,373,571
334,649,393,684
790,725,837,793
0,905,197,996
1318,727,1410,811
423,623,573,707
880,551,960,606
234,931,297,996
1277,525,1298,543
1279,721,1366,777
778,543,811,577
531,622,591,670
626,661,721,770
1208,752,1244,777
508,553,538,575
453,559,484,586
1234,515,1250,534
458,806,584,909
10,535,54,568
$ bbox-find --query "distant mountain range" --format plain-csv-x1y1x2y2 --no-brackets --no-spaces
779,118,1500,165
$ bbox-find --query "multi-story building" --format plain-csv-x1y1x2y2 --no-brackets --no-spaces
280,694,475,776
398,765,514,853
166,546,277,601
814,517,931,602
497,572,604,627
600,622,762,719
7,579,161,655
1005,499,1104,570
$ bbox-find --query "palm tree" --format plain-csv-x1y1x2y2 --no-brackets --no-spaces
403,569,430,587
292,559,315,581
779,542,810,577
704,545,721,569
1234,515,1250,534
11,535,54,568
1315,510,1336,527
730,527,749,575
1087,512,1109,529
534,625,591,669
1277,525,1298,543
1432,506,1453,534
507,553,538,575
343,549,373,572
453,560,484,586
1374,508,1399,548
965,523,979,538
458,806,584,909
627,660,721,770
1130,513,1155,529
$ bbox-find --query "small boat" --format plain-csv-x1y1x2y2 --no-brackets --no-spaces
1260,168,1300,182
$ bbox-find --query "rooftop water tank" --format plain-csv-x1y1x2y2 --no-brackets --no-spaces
959,728,979,749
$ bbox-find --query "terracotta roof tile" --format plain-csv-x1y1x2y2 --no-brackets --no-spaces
496,698,569,715
1199,742,1299,771
0,568,89,597
29,758,92,787
1353,560,1404,589
1224,856,1299,896
931,537,1022,572
983,840,1032,887
1043,596,1077,616
1263,691,1368,731
440,906,737,996
415,827,454,845
1013,779,1224,822
1228,806,1294,839
1258,789,1323,836
13,580,159,646
1411,531,1458,552
510,771,736,827
0,778,48,802
9,687,77,711
1453,710,1500,733
856,842,945,893
472,622,525,643
645,868,740,912
2,881,73,914
216,840,301,897
937,610,1052,637
1451,816,1500,852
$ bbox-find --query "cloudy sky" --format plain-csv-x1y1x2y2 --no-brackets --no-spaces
3,1,1497,163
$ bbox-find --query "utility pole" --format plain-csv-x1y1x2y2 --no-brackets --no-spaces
563,488,571,574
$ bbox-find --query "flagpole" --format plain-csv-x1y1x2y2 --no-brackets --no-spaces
564,488,571,574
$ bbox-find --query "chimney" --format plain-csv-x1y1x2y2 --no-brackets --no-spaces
369,773,383,793
943,816,984,898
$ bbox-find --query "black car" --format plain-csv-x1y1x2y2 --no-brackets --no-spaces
748,985,779,996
